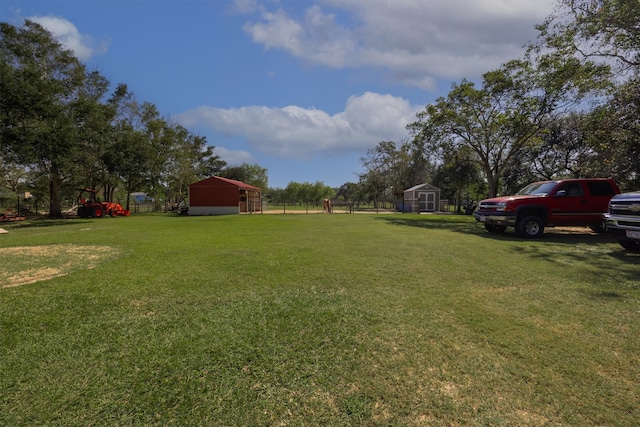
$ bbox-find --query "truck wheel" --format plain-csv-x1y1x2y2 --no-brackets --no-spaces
618,240,640,252
515,216,544,238
484,224,507,233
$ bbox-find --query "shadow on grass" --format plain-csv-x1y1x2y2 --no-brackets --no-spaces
378,214,485,236
1,217,93,230
379,214,634,247
581,290,626,300
510,231,640,286
379,214,640,287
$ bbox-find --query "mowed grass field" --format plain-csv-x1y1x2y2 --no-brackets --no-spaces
0,213,638,426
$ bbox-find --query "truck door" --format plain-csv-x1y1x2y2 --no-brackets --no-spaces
550,182,588,224
586,180,618,223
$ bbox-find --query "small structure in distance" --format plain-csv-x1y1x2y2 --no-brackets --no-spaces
403,183,441,213
188,176,263,216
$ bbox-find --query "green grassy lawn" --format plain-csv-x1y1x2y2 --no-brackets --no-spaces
1,213,638,426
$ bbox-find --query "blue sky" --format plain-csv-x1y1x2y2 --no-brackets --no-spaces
0,0,554,189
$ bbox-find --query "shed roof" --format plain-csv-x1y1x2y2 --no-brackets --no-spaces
189,176,262,191
404,183,440,192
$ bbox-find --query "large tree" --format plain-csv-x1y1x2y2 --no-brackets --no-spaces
538,0,640,71
160,124,226,210
501,112,595,187
73,74,122,199
532,0,640,189
358,148,388,209
586,76,640,189
409,54,610,197
220,163,268,189
359,140,432,206
284,181,302,206
0,21,106,217
335,182,362,208
431,146,484,213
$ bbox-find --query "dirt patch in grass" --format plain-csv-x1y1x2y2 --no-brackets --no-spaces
546,226,599,235
0,244,118,288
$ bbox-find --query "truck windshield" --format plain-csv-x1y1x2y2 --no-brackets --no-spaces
516,181,558,196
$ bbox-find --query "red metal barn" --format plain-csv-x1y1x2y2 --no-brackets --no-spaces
188,176,262,215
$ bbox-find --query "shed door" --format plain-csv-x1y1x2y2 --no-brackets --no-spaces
419,193,427,211
419,191,437,211
426,192,436,211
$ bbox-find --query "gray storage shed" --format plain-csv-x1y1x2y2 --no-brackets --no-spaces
403,183,441,213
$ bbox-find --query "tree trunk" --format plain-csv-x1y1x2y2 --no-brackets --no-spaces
483,165,498,198
487,178,497,198
48,167,63,218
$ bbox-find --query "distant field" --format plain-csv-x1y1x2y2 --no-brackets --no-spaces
1,213,638,426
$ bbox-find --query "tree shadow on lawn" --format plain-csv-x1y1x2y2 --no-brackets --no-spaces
379,214,627,246
379,215,640,287
511,229,640,289
1,217,93,230
378,215,486,237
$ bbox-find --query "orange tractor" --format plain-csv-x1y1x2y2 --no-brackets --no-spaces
76,188,130,218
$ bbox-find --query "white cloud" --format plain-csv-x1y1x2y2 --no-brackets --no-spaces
28,15,108,61
215,147,255,166
244,8,305,56
243,5,355,69
175,92,419,159
231,0,264,14
241,0,554,89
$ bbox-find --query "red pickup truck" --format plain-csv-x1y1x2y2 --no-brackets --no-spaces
474,178,620,238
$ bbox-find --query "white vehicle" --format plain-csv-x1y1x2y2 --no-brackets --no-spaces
603,192,640,251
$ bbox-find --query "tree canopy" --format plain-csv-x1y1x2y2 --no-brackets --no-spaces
537,0,640,70
408,54,610,197
220,163,269,190
0,20,230,216
4,0,640,215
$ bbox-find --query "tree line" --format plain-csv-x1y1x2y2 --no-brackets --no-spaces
266,182,334,211
0,20,268,217
3,1,639,216
357,0,640,210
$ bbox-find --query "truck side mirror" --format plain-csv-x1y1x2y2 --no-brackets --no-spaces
555,190,567,197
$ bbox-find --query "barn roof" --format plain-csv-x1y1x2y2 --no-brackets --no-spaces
189,176,262,191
